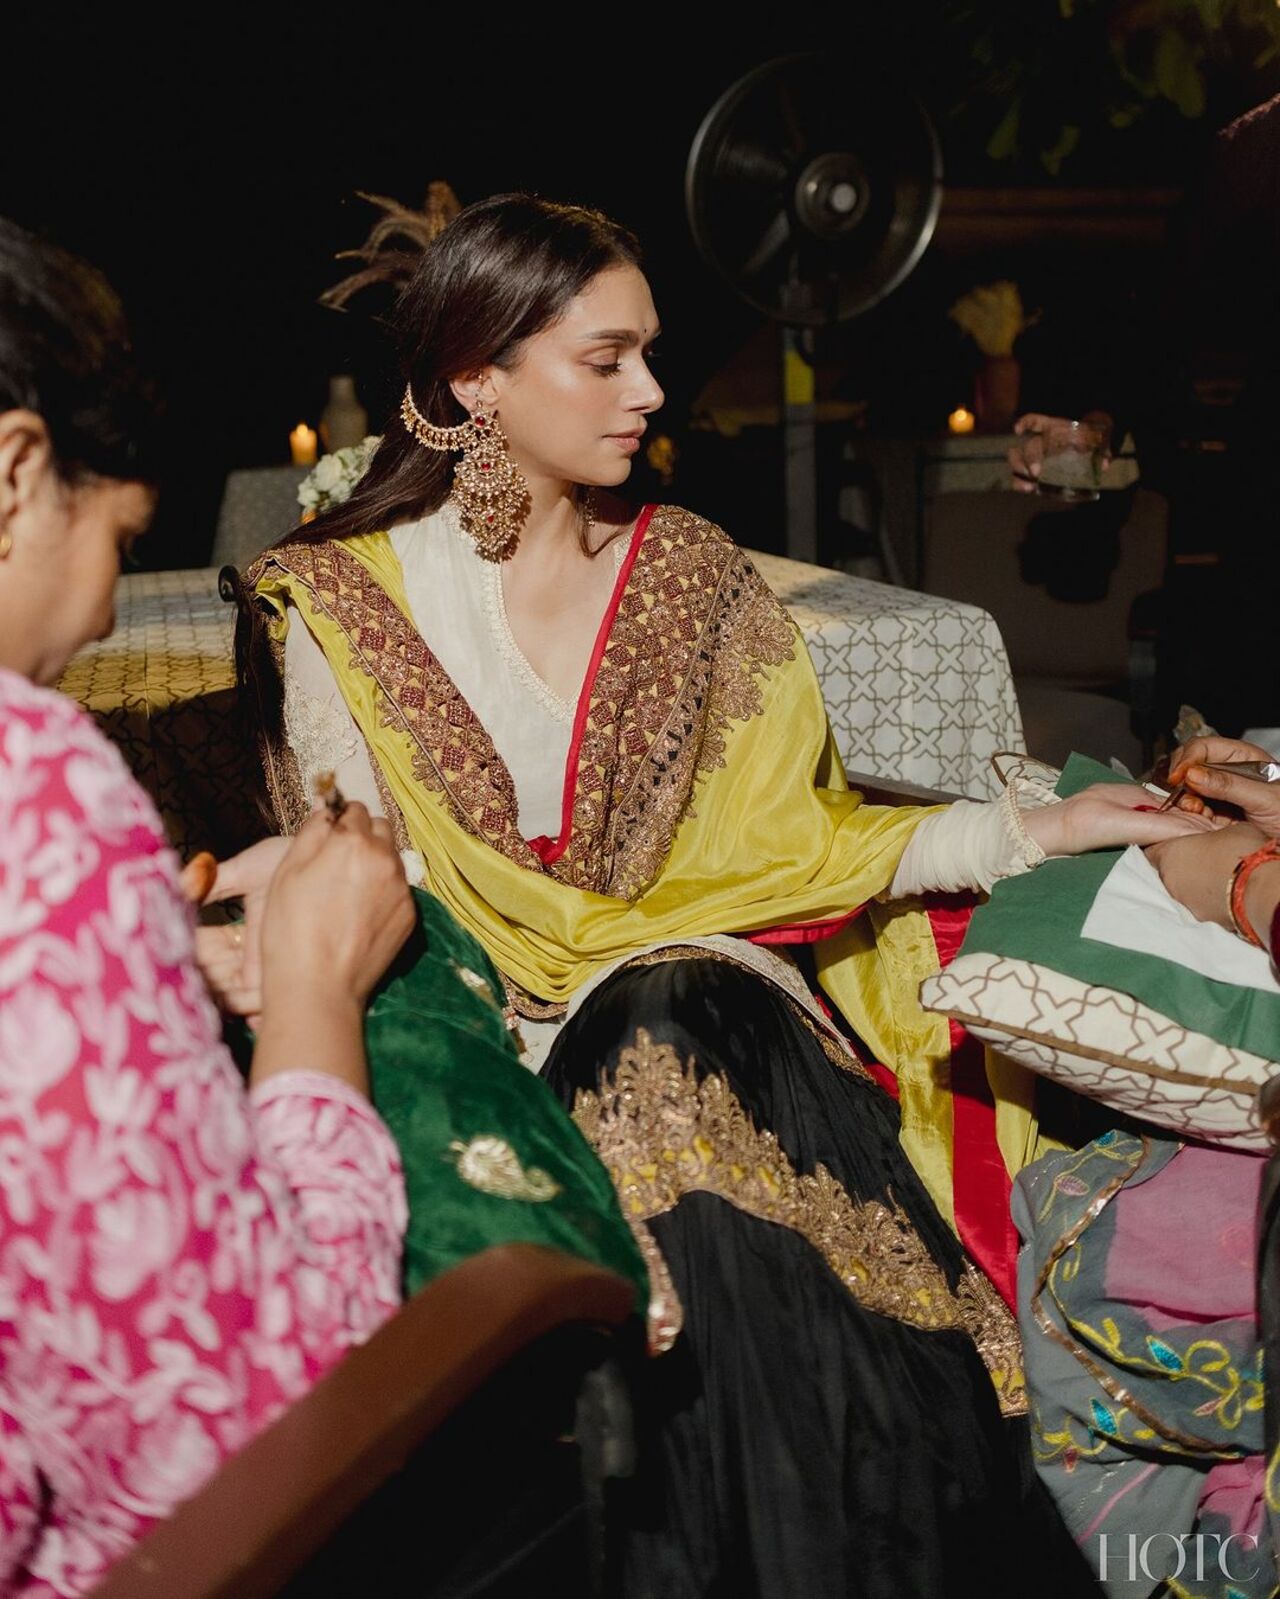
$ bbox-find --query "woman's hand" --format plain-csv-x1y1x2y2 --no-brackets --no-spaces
1146,821,1270,930
189,836,291,1022
1008,414,1060,492
248,806,416,1093
259,805,415,1014
1022,782,1222,858
1009,411,1112,492
1167,736,1280,837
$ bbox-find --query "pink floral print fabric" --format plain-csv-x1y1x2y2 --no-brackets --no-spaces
0,668,406,1596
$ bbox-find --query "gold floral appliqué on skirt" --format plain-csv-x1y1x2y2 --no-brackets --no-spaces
572,1027,1026,1415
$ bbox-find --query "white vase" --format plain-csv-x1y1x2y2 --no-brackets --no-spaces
319,375,368,452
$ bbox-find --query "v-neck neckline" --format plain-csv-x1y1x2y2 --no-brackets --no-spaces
481,511,642,724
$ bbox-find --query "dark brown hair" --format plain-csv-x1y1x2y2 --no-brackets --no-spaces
232,193,643,827
0,217,161,485
291,192,641,549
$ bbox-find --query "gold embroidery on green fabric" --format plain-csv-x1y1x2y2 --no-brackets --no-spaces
571,1027,1025,1414
448,1136,562,1203
452,961,498,1004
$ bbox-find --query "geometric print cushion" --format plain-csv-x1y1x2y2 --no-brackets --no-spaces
922,951,1275,1150
920,752,1280,1152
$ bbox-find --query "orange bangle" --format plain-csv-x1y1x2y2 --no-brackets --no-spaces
1229,839,1280,946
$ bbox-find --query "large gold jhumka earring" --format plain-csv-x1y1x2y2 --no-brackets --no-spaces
400,385,530,561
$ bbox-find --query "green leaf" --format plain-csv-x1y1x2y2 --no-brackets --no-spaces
1041,124,1081,176
1154,29,1207,119
1058,0,1074,16
986,98,1022,163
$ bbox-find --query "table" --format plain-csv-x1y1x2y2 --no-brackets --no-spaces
848,431,1141,588
754,553,1022,799
57,560,1023,854
57,569,259,859
211,466,309,572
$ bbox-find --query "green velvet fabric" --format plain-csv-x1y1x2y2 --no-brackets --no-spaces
232,889,647,1310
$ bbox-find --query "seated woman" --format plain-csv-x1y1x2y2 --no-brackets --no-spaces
1010,739,1280,1599
0,219,417,1597
235,193,1209,1596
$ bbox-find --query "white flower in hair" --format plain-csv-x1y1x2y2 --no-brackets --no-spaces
296,435,381,516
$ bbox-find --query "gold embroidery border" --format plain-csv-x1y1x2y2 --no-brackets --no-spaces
617,942,876,1087
255,515,793,901
572,1027,1025,1415
255,540,538,868
584,514,796,900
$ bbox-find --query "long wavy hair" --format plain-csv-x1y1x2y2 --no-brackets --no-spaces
232,193,643,825
290,192,641,550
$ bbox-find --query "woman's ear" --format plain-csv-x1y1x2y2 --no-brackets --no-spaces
0,411,53,525
447,369,500,417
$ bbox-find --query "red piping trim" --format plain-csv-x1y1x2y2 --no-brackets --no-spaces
746,906,866,946
534,504,655,867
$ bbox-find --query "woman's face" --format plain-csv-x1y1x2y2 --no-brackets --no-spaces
0,419,153,684
479,264,664,491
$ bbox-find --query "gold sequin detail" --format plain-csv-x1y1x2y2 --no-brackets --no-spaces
501,974,569,1023
617,942,876,1086
571,1028,1025,1414
448,1136,562,1203
627,1215,684,1355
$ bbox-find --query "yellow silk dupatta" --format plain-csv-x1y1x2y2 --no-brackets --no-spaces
245,504,1046,1235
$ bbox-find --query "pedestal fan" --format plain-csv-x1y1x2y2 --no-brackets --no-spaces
685,54,942,569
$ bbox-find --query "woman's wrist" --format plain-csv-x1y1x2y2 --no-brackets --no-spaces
1241,858,1280,949
1018,798,1062,859
251,981,369,1093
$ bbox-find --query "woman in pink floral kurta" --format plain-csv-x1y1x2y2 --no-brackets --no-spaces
0,220,415,1595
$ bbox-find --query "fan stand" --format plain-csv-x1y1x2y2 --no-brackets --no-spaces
685,54,941,582
782,326,905,582
782,327,817,565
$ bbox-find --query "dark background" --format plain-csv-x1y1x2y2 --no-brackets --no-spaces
4,3,1277,568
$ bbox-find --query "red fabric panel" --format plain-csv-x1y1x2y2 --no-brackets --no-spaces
746,906,865,946
924,895,1018,1311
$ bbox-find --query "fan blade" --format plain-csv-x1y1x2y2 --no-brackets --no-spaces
738,210,792,281
686,52,942,325
714,138,789,192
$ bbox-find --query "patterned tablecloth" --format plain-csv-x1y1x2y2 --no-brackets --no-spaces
58,559,1023,855
57,569,260,860
752,553,1023,799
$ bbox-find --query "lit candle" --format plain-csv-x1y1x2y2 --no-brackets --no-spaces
290,423,318,466
948,406,975,435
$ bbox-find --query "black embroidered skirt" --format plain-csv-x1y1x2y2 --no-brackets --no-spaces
541,955,1096,1599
